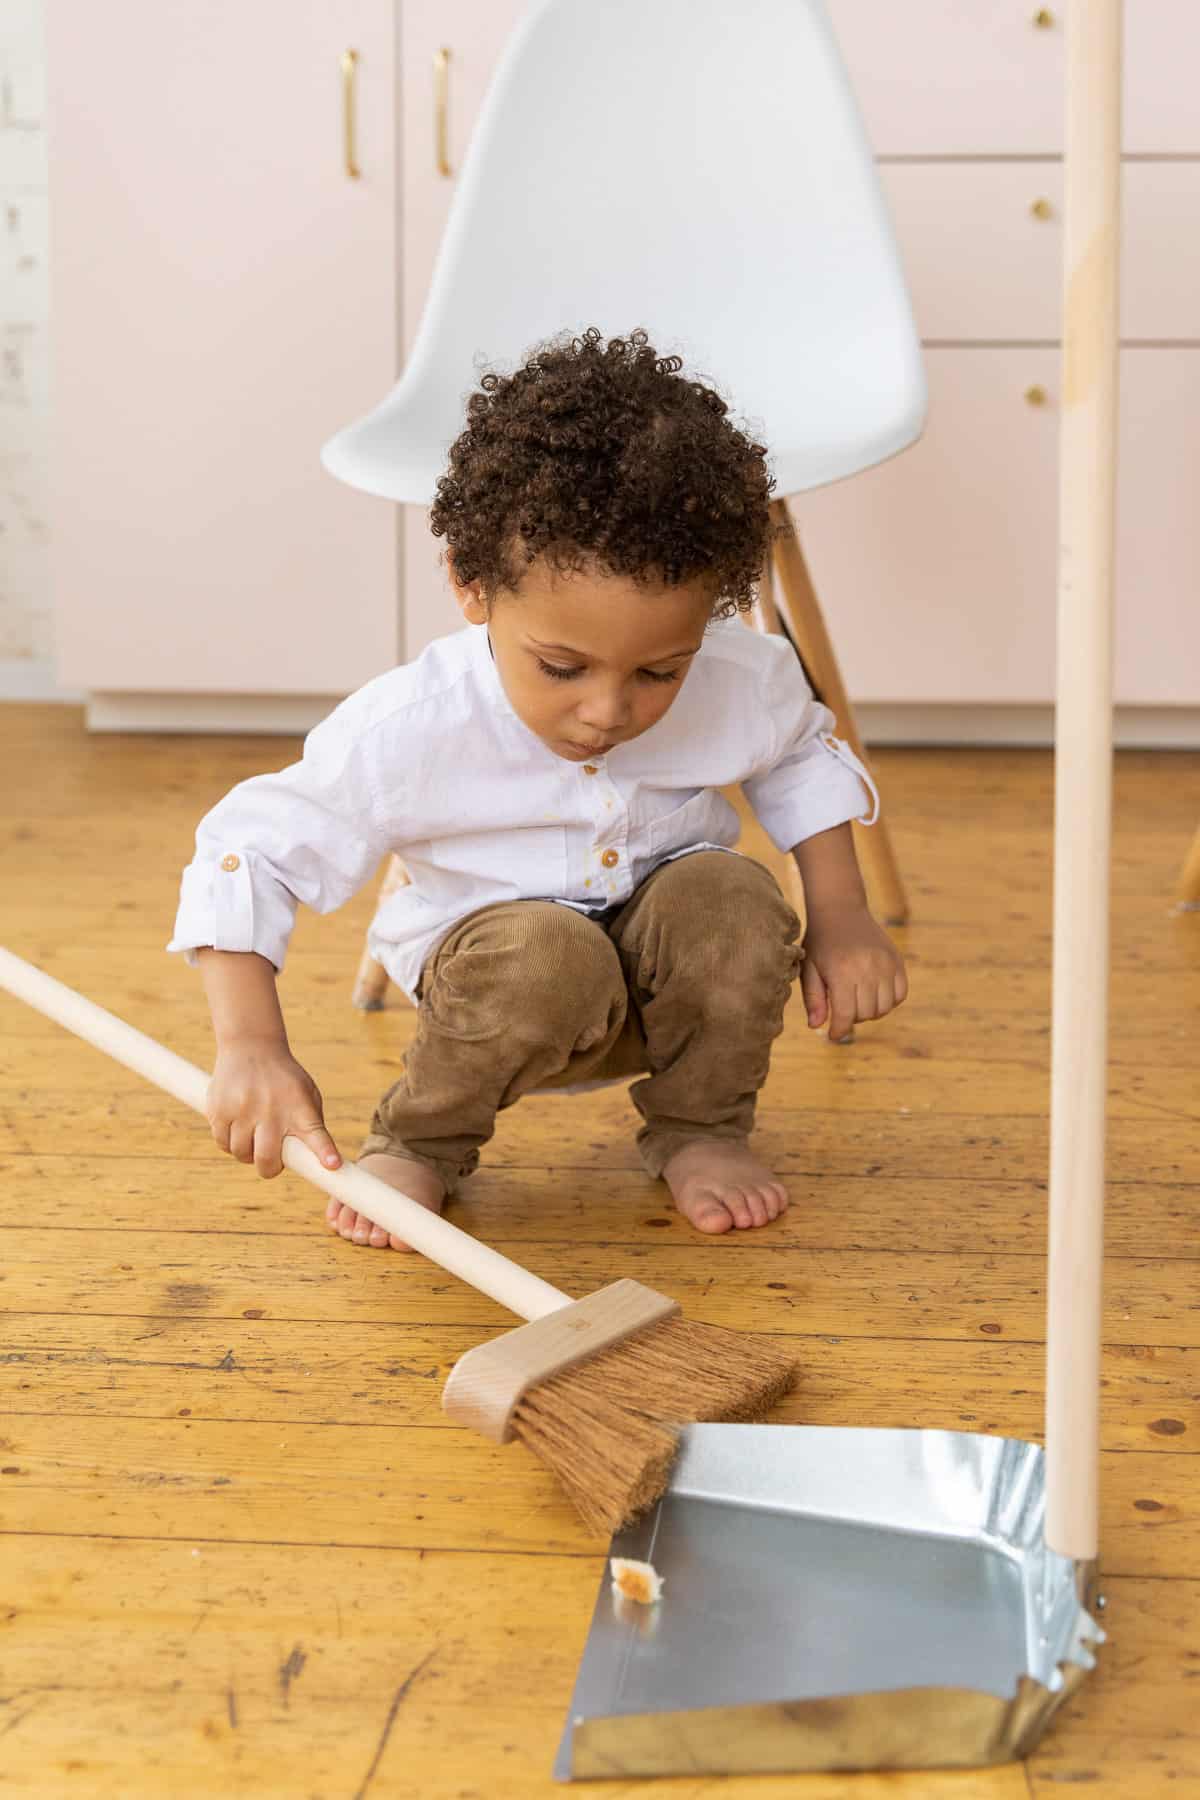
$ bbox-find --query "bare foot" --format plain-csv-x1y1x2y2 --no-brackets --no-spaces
661,1140,789,1235
325,1152,446,1251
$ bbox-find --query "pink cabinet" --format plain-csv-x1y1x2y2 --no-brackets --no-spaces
48,0,401,700
47,1,1200,730
794,349,1200,707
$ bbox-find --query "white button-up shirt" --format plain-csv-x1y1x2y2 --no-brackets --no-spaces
167,619,878,1000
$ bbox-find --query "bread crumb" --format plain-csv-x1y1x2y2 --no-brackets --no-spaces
610,1557,663,1605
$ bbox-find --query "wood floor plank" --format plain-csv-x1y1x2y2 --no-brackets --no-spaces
5,1153,1198,1258
0,1412,1192,1574
9,1013,1200,1116
3,1225,1198,1347
3,1313,1196,1451
5,1086,1200,1191
4,1104,1199,1186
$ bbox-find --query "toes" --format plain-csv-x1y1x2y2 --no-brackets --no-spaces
724,1188,754,1229
691,1199,735,1234
744,1188,770,1229
327,1200,421,1249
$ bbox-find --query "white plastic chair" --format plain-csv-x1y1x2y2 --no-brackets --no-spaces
322,0,927,1008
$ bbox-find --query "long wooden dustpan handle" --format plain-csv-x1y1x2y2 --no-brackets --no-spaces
0,946,570,1324
1044,0,1122,1563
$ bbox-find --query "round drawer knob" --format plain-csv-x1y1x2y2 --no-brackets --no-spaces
1032,8,1054,27
1024,385,1049,407
1030,197,1054,221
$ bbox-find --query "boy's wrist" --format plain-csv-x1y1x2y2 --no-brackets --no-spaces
213,1026,290,1054
197,947,288,1049
804,887,870,924
791,822,869,916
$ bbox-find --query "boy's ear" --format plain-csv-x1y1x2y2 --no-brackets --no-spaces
457,585,488,626
446,548,488,625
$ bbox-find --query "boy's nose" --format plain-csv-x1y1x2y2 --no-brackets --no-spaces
576,688,629,732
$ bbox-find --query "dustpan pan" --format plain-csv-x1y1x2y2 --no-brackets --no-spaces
558,0,1121,1777
556,1425,1103,1777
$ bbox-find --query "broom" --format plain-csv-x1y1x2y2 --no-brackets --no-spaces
0,946,798,1536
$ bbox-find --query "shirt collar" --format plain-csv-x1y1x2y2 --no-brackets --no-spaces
468,620,517,719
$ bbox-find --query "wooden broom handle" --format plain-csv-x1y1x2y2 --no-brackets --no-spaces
1044,0,1122,1563
0,946,571,1325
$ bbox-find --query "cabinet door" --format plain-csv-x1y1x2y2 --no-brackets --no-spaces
792,348,1200,708
826,1,1200,157
882,161,1200,344
48,0,399,695
399,0,528,660
1117,351,1200,705
794,349,1061,706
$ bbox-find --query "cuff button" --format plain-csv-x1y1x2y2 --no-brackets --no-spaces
220,853,241,872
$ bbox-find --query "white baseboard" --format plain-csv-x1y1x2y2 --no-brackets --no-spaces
0,658,84,704
84,692,338,733
856,704,1200,749
73,692,1200,749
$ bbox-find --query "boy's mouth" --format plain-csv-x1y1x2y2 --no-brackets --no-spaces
561,739,617,759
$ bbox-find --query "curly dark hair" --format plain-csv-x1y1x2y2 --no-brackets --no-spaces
429,327,776,617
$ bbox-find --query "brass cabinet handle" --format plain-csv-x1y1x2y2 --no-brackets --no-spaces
1032,8,1055,26
435,48,452,177
1025,385,1050,406
1030,197,1054,220
341,49,361,180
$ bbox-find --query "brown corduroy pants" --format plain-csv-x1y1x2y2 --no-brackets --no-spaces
359,850,803,1196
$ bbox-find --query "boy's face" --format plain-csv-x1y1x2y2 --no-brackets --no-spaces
457,559,715,762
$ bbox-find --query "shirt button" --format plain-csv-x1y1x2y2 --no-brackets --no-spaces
220,854,241,872
601,849,620,869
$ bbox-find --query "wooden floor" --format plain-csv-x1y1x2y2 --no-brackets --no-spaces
2,701,1198,1798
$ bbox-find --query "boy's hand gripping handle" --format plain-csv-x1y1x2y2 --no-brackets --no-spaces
0,947,571,1324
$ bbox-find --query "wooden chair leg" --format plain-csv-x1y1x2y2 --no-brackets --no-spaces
1176,823,1200,910
767,497,910,926
351,854,411,1010
747,558,809,923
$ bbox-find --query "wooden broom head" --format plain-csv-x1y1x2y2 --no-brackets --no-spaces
511,1313,800,1538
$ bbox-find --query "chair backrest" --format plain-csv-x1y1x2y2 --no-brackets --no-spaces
321,0,926,503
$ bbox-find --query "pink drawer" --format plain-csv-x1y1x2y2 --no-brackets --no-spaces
881,162,1200,342
827,1,1200,156
791,348,1200,707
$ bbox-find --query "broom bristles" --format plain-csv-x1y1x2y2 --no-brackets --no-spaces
511,1315,798,1538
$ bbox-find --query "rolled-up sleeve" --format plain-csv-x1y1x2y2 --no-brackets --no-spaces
741,636,879,853
166,697,397,975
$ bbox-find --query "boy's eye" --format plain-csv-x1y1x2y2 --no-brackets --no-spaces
534,657,681,685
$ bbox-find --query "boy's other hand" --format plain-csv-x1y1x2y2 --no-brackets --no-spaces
206,1043,342,1179
800,903,908,1043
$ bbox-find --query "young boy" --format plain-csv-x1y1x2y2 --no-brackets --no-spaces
168,328,906,1245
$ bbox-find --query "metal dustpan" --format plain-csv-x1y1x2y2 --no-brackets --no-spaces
560,0,1122,1777
556,1426,1104,1778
